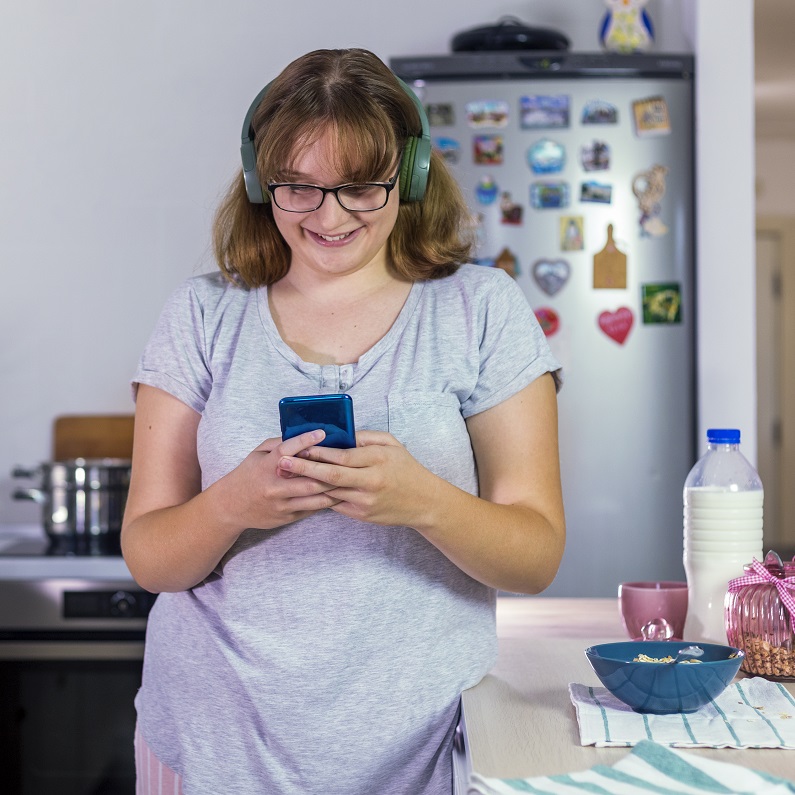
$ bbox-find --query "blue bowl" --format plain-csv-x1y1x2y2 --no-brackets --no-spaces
585,641,744,714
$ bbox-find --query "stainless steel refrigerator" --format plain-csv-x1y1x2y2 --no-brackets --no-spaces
390,52,696,597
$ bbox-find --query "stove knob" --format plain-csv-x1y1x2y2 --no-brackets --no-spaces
110,590,137,617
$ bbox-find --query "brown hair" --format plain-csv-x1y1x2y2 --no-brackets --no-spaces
212,48,474,288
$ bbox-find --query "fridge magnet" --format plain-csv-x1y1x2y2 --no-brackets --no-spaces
499,192,523,225
600,0,654,54
527,139,565,174
632,96,670,137
581,100,618,125
598,306,634,345
534,307,560,337
495,247,519,278
593,224,627,288
531,182,569,210
532,258,570,296
519,95,570,129
473,135,504,165
632,164,669,236
426,103,455,126
580,140,611,171
560,216,584,251
642,282,682,324
465,99,510,128
580,181,613,204
475,175,499,205
433,137,460,165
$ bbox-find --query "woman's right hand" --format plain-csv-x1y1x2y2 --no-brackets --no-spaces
218,430,343,531
121,385,337,593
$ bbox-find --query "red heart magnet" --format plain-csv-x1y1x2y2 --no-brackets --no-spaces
534,307,560,337
598,307,633,344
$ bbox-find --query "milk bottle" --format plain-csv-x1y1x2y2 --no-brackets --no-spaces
682,429,763,643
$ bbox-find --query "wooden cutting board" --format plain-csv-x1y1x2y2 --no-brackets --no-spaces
53,414,135,460
593,223,627,289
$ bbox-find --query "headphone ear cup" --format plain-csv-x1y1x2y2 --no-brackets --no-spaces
399,135,431,203
394,76,431,203
241,139,266,203
399,138,417,202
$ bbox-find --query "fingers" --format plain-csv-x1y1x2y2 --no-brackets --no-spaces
267,461,344,517
274,431,407,512
280,432,401,484
255,430,326,456
292,429,397,456
278,454,349,487
351,430,401,447
282,493,343,515
278,444,388,490
293,431,401,465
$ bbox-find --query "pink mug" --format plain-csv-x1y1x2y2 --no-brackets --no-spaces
617,581,688,640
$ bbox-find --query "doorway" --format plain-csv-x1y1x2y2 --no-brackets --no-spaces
756,216,795,559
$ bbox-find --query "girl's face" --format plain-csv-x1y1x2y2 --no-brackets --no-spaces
270,131,401,283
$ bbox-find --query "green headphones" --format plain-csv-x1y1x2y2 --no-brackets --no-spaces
240,76,431,205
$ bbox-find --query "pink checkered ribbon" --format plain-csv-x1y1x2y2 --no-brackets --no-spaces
727,558,795,619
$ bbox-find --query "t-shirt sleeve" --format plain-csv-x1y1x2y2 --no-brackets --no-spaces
460,270,561,419
131,279,211,414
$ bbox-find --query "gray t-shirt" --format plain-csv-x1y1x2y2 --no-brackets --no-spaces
132,264,560,794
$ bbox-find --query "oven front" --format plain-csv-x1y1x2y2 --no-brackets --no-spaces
0,576,155,795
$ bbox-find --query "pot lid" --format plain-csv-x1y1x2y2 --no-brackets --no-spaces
451,16,570,53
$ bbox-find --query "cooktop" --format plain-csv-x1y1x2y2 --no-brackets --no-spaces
0,535,122,557
0,526,133,580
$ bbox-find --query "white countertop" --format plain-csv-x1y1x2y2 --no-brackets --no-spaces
462,597,795,783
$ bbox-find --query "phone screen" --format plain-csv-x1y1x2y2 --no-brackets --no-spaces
278,394,356,448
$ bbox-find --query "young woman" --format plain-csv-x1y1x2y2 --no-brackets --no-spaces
122,47,565,795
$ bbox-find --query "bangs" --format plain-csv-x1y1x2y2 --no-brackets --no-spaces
262,116,401,185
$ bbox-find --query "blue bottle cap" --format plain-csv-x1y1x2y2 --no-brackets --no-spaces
707,428,740,444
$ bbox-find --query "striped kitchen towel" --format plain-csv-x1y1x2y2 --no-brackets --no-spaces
569,676,795,748
467,740,795,794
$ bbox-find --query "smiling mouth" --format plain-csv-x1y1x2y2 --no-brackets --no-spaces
307,228,359,245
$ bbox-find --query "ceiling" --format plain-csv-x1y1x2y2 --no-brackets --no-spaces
755,0,795,138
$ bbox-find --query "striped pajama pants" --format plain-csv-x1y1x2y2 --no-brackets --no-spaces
134,724,183,795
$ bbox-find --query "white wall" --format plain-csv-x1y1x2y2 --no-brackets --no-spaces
691,0,758,462
0,0,753,527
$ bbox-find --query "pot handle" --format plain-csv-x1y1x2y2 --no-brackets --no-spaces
12,488,46,504
12,465,40,479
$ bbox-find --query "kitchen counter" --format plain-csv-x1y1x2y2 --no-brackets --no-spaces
461,597,795,784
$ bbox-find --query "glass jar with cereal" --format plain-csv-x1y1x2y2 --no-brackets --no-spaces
725,551,795,680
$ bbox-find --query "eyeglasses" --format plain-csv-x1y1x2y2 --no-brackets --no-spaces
267,166,401,213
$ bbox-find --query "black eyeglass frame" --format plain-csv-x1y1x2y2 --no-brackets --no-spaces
266,164,402,214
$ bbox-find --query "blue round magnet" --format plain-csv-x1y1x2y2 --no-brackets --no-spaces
528,139,565,174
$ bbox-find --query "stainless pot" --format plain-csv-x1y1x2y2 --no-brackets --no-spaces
13,458,131,546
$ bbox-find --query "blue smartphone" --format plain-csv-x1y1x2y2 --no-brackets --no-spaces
278,394,356,449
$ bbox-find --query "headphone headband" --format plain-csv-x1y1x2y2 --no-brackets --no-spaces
239,74,431,205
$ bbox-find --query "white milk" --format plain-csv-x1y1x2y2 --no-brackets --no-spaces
683,488,763,643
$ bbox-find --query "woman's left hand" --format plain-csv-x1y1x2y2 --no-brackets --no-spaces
276,431,435,527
